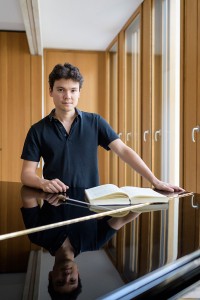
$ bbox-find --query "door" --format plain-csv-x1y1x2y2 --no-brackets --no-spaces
182,0,200,193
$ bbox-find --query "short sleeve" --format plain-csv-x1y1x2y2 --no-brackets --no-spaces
21,126,41,162
97,115,119,150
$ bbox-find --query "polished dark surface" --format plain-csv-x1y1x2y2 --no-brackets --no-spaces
0,181,200,299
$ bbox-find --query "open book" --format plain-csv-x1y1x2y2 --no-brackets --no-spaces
85,184,169,206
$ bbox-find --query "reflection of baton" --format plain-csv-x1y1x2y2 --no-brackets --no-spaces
0,202,149,241
175,191,194,198
58,195,131,211
57,195,89,205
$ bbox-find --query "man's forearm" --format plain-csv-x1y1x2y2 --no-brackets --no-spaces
117,146,158,185
21,171,47,190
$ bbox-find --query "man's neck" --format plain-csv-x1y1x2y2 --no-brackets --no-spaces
55,237,75,263
54,109,76,123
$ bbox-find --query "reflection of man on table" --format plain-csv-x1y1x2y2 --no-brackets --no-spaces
21,186,140,298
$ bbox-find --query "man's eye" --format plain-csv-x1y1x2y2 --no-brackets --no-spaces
56,280,64,286
58,88,63,92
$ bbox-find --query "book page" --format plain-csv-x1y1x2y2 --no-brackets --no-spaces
85,184,128,201
88,197,130,205
120,186,168,203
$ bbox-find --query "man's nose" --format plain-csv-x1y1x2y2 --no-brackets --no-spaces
64,91,70,99
63,269,71,275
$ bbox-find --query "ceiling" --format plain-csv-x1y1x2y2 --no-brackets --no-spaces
0,0,143,55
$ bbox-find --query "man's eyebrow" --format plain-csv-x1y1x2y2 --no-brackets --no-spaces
55,86,79,90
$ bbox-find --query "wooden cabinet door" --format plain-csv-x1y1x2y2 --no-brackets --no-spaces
198,2,200,193
182,0,200,193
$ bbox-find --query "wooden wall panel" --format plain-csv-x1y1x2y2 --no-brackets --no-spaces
0,32,42,182
1,32,30,182
43,50,106,115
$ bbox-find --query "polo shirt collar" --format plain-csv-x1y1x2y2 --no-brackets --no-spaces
48,108,82,121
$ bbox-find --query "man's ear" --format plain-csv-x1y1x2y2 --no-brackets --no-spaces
49,87,53,97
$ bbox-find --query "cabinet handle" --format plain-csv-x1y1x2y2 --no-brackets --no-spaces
118,133,122,139
155,129,161,142
126,132,132,142
143,130,150,142
191,195,197,208
192,125,200,142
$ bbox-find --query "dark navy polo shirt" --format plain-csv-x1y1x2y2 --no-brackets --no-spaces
21,109,119,188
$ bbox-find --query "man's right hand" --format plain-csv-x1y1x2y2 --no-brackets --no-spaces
21,160,69,193
41,178,68,193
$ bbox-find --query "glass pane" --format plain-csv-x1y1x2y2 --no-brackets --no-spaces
152,0,180,183
125,14,141,186
152,0,163,179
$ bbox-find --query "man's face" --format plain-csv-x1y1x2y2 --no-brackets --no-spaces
49,79,80,113
50,260,79,293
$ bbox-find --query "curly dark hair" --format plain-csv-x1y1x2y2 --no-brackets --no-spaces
49,63,84,91
48,275,82,300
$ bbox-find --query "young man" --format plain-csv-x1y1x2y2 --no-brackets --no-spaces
21,63,183,193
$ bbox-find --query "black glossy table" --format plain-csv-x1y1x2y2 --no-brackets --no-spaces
0,181,200,300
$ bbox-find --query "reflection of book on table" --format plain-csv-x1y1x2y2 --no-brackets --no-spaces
85,184,169,206
89,202,169,217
